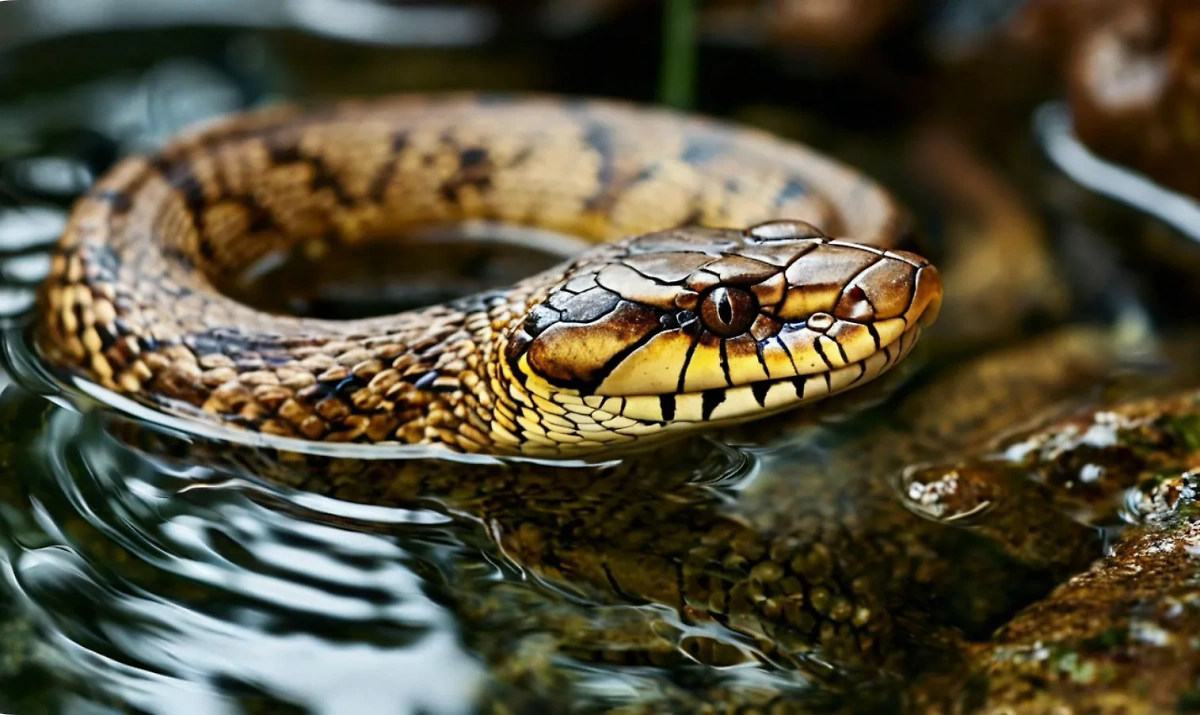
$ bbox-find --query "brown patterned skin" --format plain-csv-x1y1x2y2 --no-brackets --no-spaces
34,93,942,458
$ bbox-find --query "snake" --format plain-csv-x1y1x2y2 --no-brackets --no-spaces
19,92,1196,713
33,93,943,458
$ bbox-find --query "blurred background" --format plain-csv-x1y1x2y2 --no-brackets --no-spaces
2,1,1200,714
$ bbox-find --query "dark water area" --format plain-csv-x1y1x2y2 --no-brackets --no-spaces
2,3,1200,714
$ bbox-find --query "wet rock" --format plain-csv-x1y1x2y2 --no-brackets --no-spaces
969,517,1200,714
997,389,1200,526
901,386,1200,712
899,460,1103,574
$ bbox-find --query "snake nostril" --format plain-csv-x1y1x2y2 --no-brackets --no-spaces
835,285,874,322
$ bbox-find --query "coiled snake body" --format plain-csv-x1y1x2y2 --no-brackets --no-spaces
35,94,943,457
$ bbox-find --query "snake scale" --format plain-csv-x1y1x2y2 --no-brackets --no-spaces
34,93,943,457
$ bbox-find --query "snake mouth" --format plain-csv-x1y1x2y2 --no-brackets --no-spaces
592,319,927,429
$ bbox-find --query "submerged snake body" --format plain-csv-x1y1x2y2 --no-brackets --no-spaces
36,94,942,457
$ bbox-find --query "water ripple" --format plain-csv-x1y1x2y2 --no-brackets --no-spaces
0,380,505,713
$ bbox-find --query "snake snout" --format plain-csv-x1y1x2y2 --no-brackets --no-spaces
910,264,943,328
832,249,942,331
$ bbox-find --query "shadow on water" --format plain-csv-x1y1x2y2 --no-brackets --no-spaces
4,6,1200,715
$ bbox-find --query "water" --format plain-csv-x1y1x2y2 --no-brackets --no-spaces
1,13,1199,715
0,345,783,713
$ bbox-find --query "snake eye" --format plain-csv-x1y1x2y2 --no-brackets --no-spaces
699,287,758,337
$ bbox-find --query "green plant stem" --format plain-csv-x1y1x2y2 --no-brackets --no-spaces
658,0,696,110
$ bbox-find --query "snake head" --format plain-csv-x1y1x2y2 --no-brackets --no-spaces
504,220,942,435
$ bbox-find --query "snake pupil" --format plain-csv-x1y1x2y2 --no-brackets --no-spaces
717,292,733,324
699,286,757,338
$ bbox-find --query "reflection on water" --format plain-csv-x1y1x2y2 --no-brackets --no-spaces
1,14,1199,715
0,383,487,714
